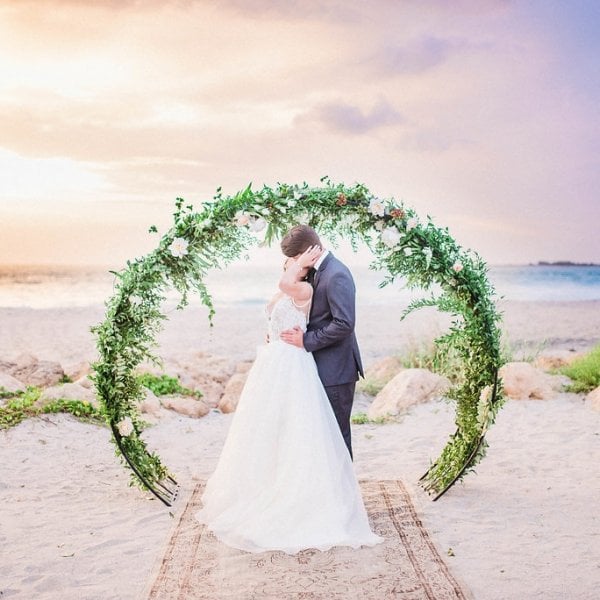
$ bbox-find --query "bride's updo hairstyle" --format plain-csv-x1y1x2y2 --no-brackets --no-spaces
281,225,322,257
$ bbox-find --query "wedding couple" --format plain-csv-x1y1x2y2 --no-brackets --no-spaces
195,225,383,553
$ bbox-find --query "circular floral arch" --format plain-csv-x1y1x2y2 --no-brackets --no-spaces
92,179,505,506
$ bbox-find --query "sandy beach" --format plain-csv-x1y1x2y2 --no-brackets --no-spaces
1,299,600,599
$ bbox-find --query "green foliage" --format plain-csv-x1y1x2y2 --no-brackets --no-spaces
91,179,505,498
59,374,73,383
357,379,387,396
0,386,104,429
351,412,391,425
137,373,202,398
0,386,19,399
560,345,600,393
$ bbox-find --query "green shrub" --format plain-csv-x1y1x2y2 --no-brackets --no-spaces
561,345,600,393
351,412,392,425
0,387,104,429
136,373,202,398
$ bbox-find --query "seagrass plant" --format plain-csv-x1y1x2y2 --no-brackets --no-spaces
91,178,505,505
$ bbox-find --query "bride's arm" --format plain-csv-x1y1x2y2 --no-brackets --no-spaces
278,246,320,302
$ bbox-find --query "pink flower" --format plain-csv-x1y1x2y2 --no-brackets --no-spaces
452,261,463,273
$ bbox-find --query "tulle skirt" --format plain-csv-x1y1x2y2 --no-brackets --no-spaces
194,340,383,554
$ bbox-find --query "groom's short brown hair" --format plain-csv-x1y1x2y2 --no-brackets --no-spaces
281,225,322,257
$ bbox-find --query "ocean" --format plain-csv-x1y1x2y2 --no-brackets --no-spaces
0,263,599,309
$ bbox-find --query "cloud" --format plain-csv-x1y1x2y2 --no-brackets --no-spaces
297,99,404,135
375,36,464,75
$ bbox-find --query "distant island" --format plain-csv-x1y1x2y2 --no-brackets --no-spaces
532,261,600,267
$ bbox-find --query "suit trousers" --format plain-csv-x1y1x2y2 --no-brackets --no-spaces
324,382,356,460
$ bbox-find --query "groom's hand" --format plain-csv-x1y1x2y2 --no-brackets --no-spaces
280,326,304,348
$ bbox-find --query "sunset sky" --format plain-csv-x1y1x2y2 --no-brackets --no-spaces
0,1,598,266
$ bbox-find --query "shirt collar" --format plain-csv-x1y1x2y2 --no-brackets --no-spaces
314,249,329,271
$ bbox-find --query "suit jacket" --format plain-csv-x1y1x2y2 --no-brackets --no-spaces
303,253,364,386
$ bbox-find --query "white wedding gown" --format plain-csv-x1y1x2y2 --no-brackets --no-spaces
194,294,383,554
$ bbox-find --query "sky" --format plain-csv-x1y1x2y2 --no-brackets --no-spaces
0,0,598,266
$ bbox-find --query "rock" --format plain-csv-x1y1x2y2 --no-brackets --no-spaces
140,352,237,408
161,396,210,418
218,371,250,413
368,368,451,419
359,356,404,395
533,350,583,371
0,372,26,394
37,383,98,408
75,375,94,389
63,361,91,381
586,386,600,411
138,388,162,418
499,362,569,400
235,360,254,374
0,353,65,387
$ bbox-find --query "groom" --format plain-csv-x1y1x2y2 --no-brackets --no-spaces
280,225,364,459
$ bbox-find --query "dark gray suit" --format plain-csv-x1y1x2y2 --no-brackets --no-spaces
303,252,364,458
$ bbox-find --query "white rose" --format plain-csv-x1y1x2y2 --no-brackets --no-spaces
249,217,267,233
287,200,297,208
169,237,189,258
235,210,250,226
406,217,418,231
368,197,385,217
452,261,464,273
381,226,401,248
201,218,212,228
479,385,493,404
374,220,385,231
293,190,303,201
423,247,433,268
116,416,134,437
404,247,413,256
129,295,142,306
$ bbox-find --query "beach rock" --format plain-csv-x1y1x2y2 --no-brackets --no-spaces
161,396,210,418
586,386,600,412
37,383,98,407
359,356,404,395
144,352,237,408
75,375,94,389
138,388,162,418
499,362,569,400
218,371,251,413
62,360,91,382
533,350,583,371
235,360,254,374
1,353,65,387
368,368,450,419
0,372,26,394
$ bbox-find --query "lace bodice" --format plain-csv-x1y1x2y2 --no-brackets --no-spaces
267,295,308,340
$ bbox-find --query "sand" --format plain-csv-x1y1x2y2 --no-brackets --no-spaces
1,299,600,599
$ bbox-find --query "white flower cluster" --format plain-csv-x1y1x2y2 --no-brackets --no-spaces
368,197,386,217
169,237,189,258
235,210,267,232
116,416,134,437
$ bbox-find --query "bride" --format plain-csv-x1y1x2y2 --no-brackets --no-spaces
194,246,383,554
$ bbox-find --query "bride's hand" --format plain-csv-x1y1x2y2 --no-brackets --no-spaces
296,245,321,269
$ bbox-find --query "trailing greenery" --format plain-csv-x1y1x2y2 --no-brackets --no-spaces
560,344,600,393
0,386,105,429
91,178,505,499
137,373,202,398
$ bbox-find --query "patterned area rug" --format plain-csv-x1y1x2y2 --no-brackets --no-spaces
146,480,469,599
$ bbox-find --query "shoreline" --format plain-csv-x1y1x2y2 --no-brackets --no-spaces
1,299,599,366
